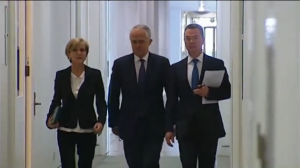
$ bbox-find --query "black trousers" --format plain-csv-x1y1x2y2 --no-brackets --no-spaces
57,130,97,168
178,119,219,168
123,119,164,168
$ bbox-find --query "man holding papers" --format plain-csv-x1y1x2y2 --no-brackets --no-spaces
165,24,231,168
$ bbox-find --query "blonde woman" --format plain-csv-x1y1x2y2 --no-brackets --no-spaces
46,38,107,168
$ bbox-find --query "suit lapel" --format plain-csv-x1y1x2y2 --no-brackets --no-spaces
77,65,92,97
128,54,139,87
65,65,92,99
179,57,191,89
145,53,155,86
181,54,209,89
131,52,155,88
199,54,209,84
64,66,72,95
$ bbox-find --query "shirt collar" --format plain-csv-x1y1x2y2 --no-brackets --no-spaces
71,71,85,78
187,52,203,64
134,52,149,62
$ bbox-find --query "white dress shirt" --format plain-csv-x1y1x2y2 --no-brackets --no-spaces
134,52,149,81
187,53,203,87
58,71,94,133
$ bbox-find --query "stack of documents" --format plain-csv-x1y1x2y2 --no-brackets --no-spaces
202,70,225,104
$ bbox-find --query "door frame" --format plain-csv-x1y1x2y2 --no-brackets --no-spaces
7,1,17,166
203,26,217,57
74,1,110,156
229,1,243,168
215,2,243,167
97,1,110,156
0,1,9,168
7,1,27,167
25,1,33,168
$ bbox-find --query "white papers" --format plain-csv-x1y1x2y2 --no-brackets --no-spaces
202,70,225,104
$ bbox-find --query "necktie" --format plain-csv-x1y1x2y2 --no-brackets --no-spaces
138,59,146,87
191,59,199,89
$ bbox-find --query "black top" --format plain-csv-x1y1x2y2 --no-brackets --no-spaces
46,65,107,129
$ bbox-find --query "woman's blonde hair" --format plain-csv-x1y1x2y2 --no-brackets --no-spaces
65,38,89,57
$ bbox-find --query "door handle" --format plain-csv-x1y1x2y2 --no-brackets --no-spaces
33,92,42,116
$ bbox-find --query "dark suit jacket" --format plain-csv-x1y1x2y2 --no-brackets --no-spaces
165,54,231,140
46,65,107,129
108,53,171,140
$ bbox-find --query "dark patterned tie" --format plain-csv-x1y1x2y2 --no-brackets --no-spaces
138,59,146,87
191,59,199,89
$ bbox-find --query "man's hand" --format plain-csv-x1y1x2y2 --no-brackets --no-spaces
47,116,59,129
112,127,119,136
193,85,209,97
165,132,175,147
94,122,103,134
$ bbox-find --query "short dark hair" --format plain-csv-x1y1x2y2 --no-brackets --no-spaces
184,23,204,38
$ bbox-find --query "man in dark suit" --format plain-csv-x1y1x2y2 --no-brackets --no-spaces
165,24,231,168
108,24,172,168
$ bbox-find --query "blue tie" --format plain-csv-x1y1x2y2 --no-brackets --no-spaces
191,59,199,89
138,59,146,87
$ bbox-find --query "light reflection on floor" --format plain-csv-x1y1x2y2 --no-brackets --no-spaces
92,133,230,168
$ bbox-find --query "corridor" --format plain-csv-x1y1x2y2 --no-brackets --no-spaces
1,1,300,168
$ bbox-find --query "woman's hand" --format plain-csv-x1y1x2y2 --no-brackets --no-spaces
47,116,59,129
93,122,103,134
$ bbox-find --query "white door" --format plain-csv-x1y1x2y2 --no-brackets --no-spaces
31,2,71,168
260,1,300,167
243,1,300,168
0,1,9,168
30,2,57,168
85,1,110,156
4,1,27,168
215,1,238,157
